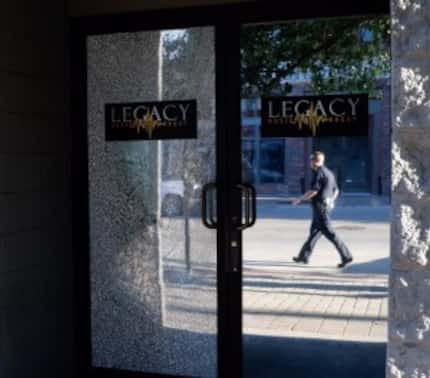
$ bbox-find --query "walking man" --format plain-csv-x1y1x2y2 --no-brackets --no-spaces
292,151,353,268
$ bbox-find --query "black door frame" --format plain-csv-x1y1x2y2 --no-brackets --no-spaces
71,2,389,377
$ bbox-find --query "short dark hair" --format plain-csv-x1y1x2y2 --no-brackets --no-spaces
310,151,325,162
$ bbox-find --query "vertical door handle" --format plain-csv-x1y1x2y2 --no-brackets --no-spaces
235,184,249,230
235,183,257,230
201,182,217,229
244,182,257,228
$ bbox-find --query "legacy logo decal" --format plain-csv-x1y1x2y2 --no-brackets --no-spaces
105,100,197,141
261,94,368,137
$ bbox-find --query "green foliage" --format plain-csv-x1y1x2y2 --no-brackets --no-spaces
240,16,390,98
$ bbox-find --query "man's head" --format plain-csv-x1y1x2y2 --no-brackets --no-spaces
310,151,325,170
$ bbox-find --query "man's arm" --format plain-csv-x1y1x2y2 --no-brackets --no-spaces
292,190,318,205
333,188,339,201
333,173,339,201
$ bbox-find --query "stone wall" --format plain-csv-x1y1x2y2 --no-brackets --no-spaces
388,1,430,377
0,1,73,377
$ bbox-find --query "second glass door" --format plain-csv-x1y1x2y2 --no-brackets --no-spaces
240,15,390,378
86,26,219,377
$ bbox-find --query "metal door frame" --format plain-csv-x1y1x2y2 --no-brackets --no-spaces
71,9,242,378
70,1,389,377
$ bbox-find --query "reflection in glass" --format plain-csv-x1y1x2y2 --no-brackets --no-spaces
259,140,285,183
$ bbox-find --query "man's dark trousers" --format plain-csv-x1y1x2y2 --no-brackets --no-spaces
298,203,352,262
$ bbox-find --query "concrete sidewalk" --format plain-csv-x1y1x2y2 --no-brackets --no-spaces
243,267,388,342
243,204,389,342
161,204,389,342
159,203,389,376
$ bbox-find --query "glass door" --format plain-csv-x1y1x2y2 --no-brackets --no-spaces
240,15,390,378
75,5,390,378
86,26,219,377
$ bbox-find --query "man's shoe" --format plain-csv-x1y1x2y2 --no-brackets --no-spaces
293,256,308,264
338,257,353,268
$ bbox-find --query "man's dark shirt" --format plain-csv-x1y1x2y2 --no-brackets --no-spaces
310,165,338,206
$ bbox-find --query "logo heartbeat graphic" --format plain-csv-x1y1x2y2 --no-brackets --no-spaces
132,111,164,139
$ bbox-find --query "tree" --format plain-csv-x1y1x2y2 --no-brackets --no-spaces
240,16,390,98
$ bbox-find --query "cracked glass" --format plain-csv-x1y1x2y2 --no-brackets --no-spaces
87,27,217,377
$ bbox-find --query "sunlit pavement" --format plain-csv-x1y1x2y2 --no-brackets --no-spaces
161,201,389,342
243,200,390,342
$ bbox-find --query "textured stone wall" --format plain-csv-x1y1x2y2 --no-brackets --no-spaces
388,1,430,377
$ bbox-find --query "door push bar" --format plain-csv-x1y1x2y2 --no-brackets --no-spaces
235,183,257,230
201,182,217,229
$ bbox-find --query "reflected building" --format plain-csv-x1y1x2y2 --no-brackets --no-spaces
241,78,391,196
